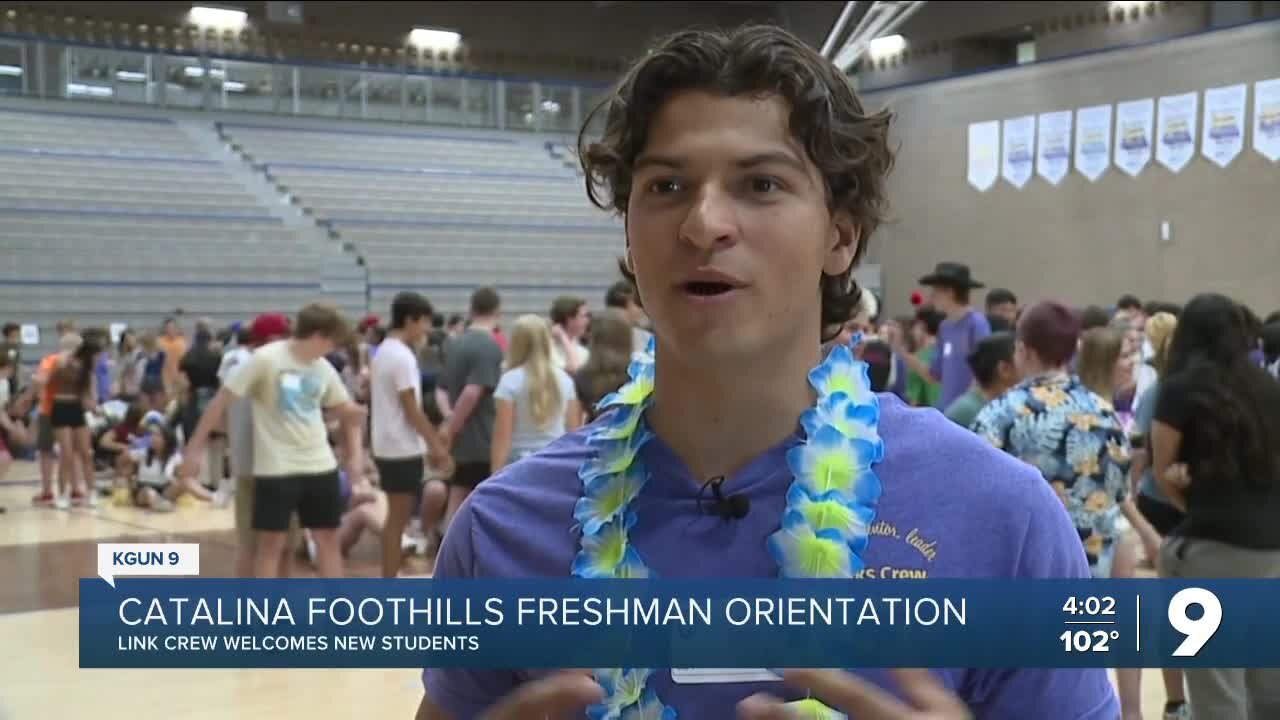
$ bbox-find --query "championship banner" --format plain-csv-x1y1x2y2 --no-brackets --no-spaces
1201,83,1247,168
81,575,1280,670
1000,115,1035,189
1035,110,1072,186
967,120,1000,192
1156,92,1198,173
1114,98,1154,177
1074,104,1112,182
1253,77,1280,162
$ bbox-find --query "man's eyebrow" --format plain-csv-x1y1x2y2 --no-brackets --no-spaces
633,154,684,172
736,151,809,174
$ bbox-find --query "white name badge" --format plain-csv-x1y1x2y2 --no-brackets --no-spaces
670,668,781,685
943,341,953,357
279,372,302,392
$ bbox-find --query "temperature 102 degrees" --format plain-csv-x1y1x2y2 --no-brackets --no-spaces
1060,595,1119,654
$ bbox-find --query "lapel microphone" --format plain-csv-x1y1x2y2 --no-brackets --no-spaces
697,475,751,520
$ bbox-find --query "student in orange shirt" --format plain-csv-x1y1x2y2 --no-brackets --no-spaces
156,317,188,398
31,334,82,506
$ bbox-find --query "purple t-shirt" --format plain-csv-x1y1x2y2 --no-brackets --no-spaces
423,396,1118,719
931,310,992,409
95,355,112,404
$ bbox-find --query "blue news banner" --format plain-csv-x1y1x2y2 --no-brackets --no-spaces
80,579,1280,669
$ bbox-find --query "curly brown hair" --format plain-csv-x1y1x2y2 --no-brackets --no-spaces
578,25,895,340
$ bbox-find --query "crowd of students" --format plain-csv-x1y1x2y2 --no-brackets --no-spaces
0,283,654,579
835,271,1280,720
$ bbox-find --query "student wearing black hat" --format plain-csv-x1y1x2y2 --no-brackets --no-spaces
891,262,991,409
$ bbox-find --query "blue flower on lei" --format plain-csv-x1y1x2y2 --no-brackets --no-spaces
786,425,883,503
807,341,875,406
572,512,638,579
620,690,678,720
597,356,656,412
783,699,849,719
784,483,875,551
587,668,655,720
768,509,864,578
581,426,654,487
800,392,882,451
575,458,651,536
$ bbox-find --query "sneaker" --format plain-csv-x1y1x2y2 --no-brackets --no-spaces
1163,703,1190,720
54,494,71,511
212,488,231,508
70,490,87,507
151,497,176,513
32,492,55,507
85,491,99,508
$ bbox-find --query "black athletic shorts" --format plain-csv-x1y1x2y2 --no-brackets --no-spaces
447,461,490,489
375,456,424,495
51,399,86,429
252,470,342,531
1136,493,1185,537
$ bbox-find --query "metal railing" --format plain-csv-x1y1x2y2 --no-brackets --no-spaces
0,33,609,134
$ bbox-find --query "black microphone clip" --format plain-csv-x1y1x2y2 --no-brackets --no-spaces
698,475,751,520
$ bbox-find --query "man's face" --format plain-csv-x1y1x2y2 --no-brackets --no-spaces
927,285,957,312
910,320,929,347
989,301,1018,324
163,321,178,337
1013,339,1033,378
3,330,15,344
995,359,1019,392
300,335,337,360
625,91,855,364
567,305,591,339
406,315,431,345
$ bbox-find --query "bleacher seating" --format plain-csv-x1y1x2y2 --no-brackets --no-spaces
219,121,624,321
0,107,333,362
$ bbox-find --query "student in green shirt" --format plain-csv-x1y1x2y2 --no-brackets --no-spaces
906,307,944,407
946,332,1019,428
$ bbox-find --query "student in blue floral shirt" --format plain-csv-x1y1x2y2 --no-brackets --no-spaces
972,301,1132,578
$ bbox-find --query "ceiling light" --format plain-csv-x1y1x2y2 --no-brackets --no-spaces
222,80,246,92
409,27,461,50
0,64,22,77
115,70,147,82
67,82,114,98
868,34,906,58
189,5,247,28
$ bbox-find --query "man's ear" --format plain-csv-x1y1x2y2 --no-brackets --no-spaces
822,212,860,277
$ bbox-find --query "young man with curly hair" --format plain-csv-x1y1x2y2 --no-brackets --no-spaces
418,25,1116,720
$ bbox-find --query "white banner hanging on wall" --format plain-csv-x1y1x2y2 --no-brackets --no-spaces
1036,110,1072,185
1252,77,1280,162
1114,98,1154,177
1201,83,1247,168
1156,92,1198,173
967,120,1000,192
1074,104,1112,182
1001,115,1035,189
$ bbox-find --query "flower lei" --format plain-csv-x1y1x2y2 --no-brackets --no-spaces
571,337,884,720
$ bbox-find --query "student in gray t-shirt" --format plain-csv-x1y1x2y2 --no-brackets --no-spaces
438,288,505,518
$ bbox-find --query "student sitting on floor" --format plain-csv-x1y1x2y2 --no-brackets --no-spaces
300,469,387,566
97,403,144,480
129,429,213,511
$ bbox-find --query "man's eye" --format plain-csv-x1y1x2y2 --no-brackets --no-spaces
749,177,781,193
646,179,681,194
